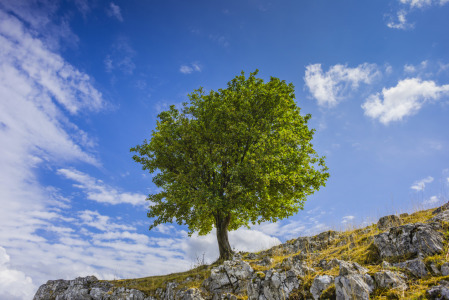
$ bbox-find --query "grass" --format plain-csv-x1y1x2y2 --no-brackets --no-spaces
107,205,449,299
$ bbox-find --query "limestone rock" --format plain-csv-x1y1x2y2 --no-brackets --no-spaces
32,276,152,300
428,210,449,223
248,269,300,300
441,263,449,276
374,270,407,291
377,215,402,231
334,260,373,300
335,275,373,300
322,258,342,271
310,275,334,300
256,256,274,267
432,202,449,215
338,261,368,276
279,254,315,277
431,263,441,275
381,261,391,269
393,258,428,278
263,230,340,257
427,280,449,299
178,288,204,300
202,259,253,295
373,223,444,258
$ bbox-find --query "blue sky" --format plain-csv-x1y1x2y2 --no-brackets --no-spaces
0,0,449,298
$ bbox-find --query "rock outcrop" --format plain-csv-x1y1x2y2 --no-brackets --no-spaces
373,222,444,258
34,207,449,300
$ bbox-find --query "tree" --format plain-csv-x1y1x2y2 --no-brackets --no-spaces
131,70,329,261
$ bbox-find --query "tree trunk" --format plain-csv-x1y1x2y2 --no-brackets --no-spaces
216,213,233,261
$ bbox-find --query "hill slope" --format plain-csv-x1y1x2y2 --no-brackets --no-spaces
34,204,449,299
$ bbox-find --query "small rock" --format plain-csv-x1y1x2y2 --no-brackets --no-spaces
257,256,273,266
335,274,373,300
381,261,391,269
393,258,428,278
279,255,315,277
202,259,253,294
441,263,449,276
374,270,407,291
247,269,300,300
310,275,334,300
338,261,368,276
426,281,449,299
245,253,257,260
430,262,441,275
377,215,402,231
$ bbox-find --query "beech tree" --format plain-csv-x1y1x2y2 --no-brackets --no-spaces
131,71,329,261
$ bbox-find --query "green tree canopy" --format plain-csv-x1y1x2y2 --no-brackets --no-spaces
131,70,329,260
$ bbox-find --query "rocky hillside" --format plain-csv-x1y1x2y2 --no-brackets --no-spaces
34,204,449,299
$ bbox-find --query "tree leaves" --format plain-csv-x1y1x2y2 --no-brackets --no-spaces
131,70,329,236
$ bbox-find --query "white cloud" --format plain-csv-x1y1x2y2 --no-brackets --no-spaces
107,3,123,22
404,61,429,73
362,78,449,124
423,195,440,205
181,228,281,263
388,0,449,29
387,10,412,30
404,64,416,73
57,169,147,206
180,63,202,74
400,0,437,8
304,63,380,107
411,176,434,191
0,247,35,300
341,215,355,224
78,210,136,232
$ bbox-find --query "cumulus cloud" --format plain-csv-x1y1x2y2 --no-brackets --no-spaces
304,63,379,107
180,63,202,74
57,169,147,206
362,78,449,124
181,228,281,263
0,247,35,300
107,3,123,22
411,176,434,191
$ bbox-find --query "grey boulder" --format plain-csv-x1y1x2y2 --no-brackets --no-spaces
377,215,402,231
202,259,253,295
373,223,444,258
374,270,407,291
310,275,334,300
393,258,428,278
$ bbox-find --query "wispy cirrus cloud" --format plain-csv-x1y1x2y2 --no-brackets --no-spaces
104,37,136,75
106,2,123,22
57,169,147,206
304,63,380,107
362,78,449,124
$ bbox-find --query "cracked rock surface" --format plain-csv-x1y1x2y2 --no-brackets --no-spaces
373,223,444,258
